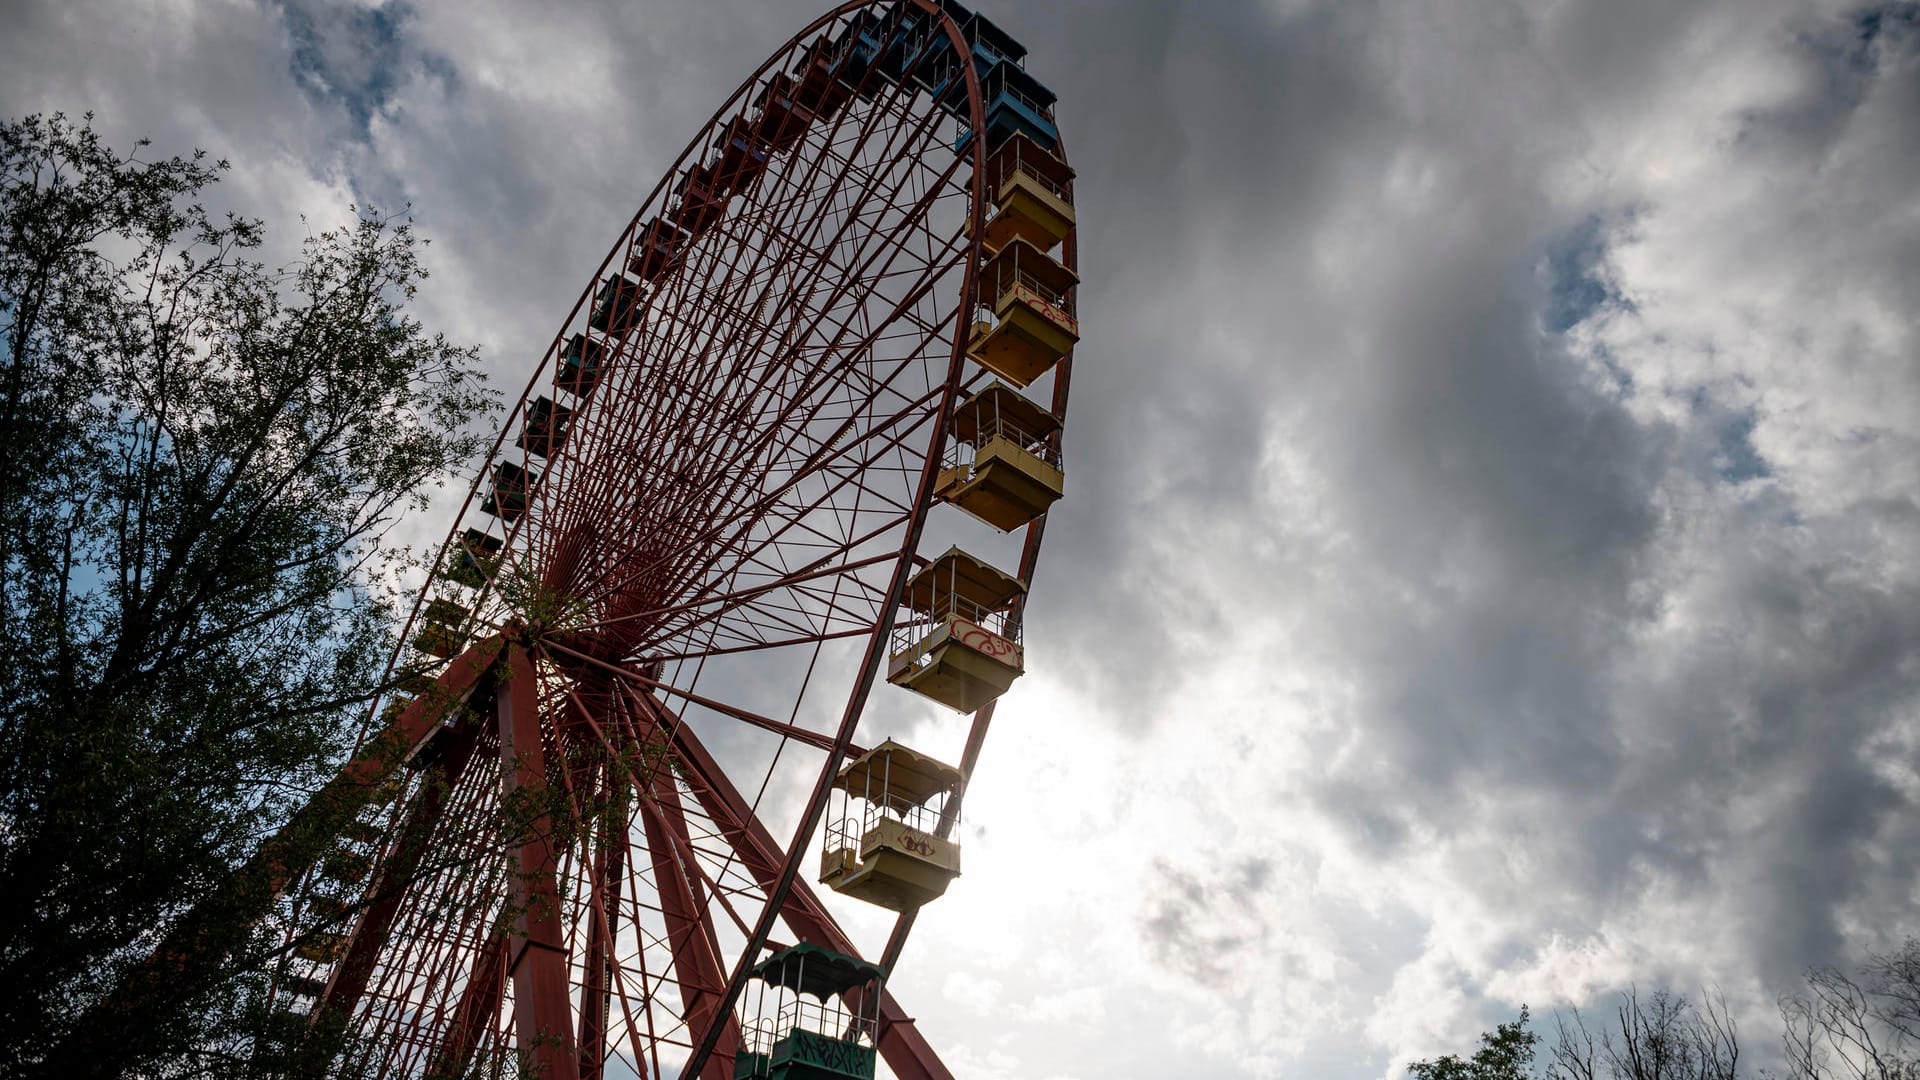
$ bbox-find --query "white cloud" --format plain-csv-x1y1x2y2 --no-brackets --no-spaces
7,1,1918,1078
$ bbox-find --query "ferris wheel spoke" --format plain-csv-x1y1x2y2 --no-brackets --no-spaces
424,930,509,1077
711,582,884,643
609,531,902,666
638,765,742,1077
382,771,518,1074
594,858,657,1080
679,195,966,525
315,722,482,1032
635,789,757,945
605,345,951,603
574,548,896,640
543,71,947,554
560,161,975,580
316,7,1084,1076
630,691,851,942
545,639,855,758
578,558,895,670
372,766,506,1071
558,375,936,621
704,362,942,538
623,120,964,536
590,264,943,575
576,853,668,1068
686,604,839,656
541,294,921,614
715,568,889,639
575,792,621,1063
607,671,820,919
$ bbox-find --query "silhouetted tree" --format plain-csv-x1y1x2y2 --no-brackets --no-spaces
1779,938,1920,1080
1413,940,1920,1080
0,112,493,1076
1545,988,1739,1080
1410,1007,1541,1080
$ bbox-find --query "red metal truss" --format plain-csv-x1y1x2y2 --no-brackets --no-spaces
318,717,483,1027
104,4,1090,1079
576,756,626,1080
428,932,508,1077
496,641,580,1080
640,767,741,1079
634,689,955,1080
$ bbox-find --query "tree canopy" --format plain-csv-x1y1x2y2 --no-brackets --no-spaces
1409,939,1920,1080
1409,1007,1540,1080
0,112,494,1076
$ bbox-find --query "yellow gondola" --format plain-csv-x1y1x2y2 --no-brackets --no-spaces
886,548,1025,713
934,381,1063,532
975,131,1075,254
965,236,1079,387
819,741,963,912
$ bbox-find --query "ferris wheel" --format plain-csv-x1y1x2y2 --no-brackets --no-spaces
256,3,1081,1077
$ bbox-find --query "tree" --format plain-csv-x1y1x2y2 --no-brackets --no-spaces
1544,988,1740,1080
1779,938,1920,1080
1414,940,1920,1080
1410,1007,1541,1080
0,113,494,1076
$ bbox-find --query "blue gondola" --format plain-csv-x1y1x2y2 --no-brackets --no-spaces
954,59,1059,152
558,333,604,398
515,396,574,460
831,10,883,88
870,2,922,84
589,274,645,336
480,461,538,523
925,6,1027,109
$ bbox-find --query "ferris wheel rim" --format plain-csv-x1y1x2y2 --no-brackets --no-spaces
337,3,1078,1076
377,0,909,702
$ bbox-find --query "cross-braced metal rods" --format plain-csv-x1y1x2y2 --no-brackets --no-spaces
229,3,1084,1078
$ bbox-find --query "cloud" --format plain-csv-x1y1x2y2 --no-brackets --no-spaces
278,0,426,134
5,1,1918,1078
999,0,1920,1073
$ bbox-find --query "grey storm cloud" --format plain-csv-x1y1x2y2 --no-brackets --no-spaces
4,1,1918,1077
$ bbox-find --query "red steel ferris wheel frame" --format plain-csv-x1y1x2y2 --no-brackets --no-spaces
99,4,1079,1079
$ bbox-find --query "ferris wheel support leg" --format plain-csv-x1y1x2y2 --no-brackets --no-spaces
56,636,505,1076
654,776,734,979
311,719,482,1045
577,763,629,1080
497,641,582,1080
428,930,510,1077
640,766,740,1079
633,694,955,1080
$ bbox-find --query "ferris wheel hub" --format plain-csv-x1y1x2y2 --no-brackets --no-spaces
283,5,1083,1078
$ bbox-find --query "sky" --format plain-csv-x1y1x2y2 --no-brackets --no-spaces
4,0,1918,1077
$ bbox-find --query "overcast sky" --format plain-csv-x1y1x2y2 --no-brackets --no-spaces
5,1,1918,1077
